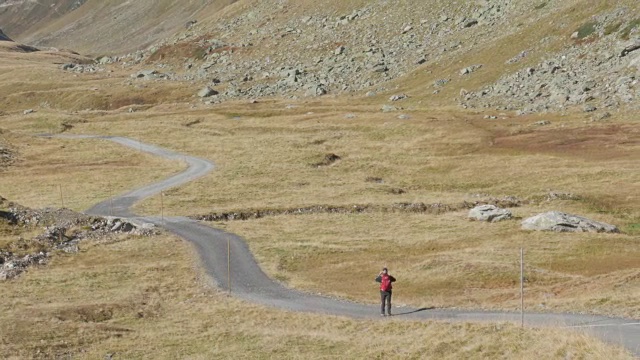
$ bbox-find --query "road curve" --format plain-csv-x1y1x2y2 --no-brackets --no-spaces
56,135,639,356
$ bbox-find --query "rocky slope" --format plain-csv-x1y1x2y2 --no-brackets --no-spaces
0,196,157,280
7,0,640,114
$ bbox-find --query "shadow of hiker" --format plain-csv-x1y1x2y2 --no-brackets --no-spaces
391,307,435,317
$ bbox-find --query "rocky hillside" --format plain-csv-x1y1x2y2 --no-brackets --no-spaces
0,0,87,41
8,0,640,114
0,0,238,54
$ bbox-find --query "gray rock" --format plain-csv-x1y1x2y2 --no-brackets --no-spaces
305,83,327,97
460,64,483,76
23,109,34,115
97,56,112,65
389,94,408,102
371,64,388,73
468,205,512,222
198,86,218,98
521,211,618,233
463,19,478,28
434,78,450,87
583,104,597,112
381,105,398,112
620,39,640,57
133,70,159,79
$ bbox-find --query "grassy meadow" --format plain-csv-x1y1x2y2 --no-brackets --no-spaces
0,28,638,357
0,229,633,359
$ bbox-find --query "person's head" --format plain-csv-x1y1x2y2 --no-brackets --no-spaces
382,267,388,274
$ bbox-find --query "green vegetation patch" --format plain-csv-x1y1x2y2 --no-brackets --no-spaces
620,18,640,40
625,223,640,235
576,21,599,39
604,22,622,36
534,2,547,10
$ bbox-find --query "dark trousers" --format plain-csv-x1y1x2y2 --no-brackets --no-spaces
380,290,392,315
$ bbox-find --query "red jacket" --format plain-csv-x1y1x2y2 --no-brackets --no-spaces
375,273,396,291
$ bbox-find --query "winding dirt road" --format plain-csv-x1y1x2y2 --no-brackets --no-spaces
66,135,638,356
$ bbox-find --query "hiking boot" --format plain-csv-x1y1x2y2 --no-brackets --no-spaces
380,313,386,317
387,312,392,316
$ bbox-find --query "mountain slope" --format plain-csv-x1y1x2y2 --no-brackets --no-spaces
1,0,239,54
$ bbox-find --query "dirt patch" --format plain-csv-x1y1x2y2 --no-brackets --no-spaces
147,40,209,62
492,125,640,160
55,304,115,323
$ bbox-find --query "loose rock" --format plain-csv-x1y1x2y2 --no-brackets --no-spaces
521,211,618,233
468,205,512,222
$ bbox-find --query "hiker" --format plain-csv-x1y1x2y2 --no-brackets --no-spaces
375,267,396,316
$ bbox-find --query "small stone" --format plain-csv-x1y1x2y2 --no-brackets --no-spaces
389,94,408,102
381,105,398,112
198,86,218,98
532,120,551,126
463,19,478,28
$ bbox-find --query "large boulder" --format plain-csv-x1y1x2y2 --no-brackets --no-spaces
521,211,618,233
468,205,512,222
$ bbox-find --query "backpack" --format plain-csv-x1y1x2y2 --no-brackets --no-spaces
380,274,392,292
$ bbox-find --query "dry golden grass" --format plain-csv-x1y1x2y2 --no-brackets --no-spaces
0,229,633,359
219,208,639,318
0,131,183,211
3,81,638,320
1,9,639,356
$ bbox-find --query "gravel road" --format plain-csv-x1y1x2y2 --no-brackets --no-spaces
64,135,638,357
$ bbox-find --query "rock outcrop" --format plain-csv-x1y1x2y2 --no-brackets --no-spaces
0,201,157,280
521,211,619,233
468,205,512,222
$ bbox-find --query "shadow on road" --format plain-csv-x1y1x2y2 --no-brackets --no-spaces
391,307,435,317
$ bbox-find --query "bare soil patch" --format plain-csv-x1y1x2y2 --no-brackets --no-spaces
492,124,640,160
